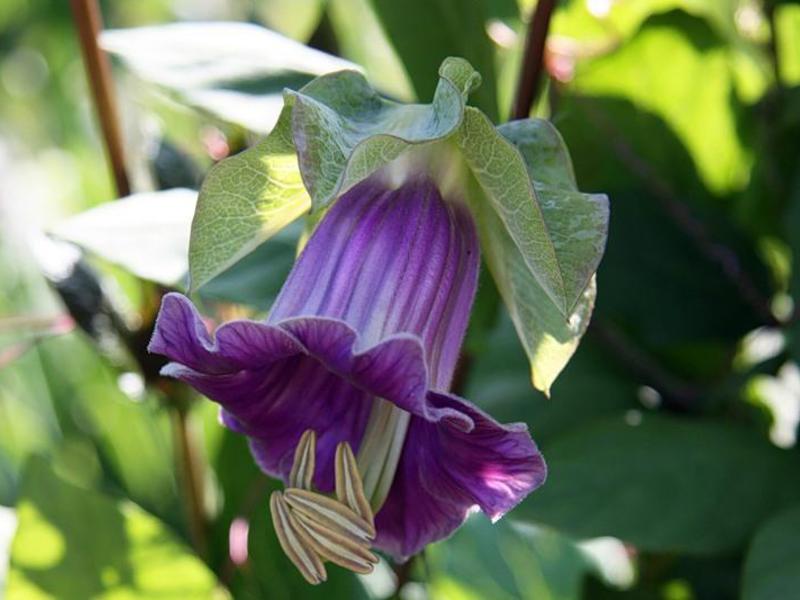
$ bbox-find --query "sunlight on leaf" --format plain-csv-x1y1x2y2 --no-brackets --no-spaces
101,22,357,133
7,459,226,599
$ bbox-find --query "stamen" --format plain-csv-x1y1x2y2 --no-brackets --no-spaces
270,429,380,585
335,442,373,524
283,488,376,541
269,491,327,585
293,511,378,574
357,399,411,511
289,429,316,490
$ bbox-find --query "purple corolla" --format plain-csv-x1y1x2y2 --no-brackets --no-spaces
149,174,546,580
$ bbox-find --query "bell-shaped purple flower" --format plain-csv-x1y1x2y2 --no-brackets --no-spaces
149,175,546,562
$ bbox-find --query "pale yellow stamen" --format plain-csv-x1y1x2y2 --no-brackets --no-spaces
289,429,316,490
284,488,376,541
293,510,379,574
268,431,378,585
335,441,373,524
269,491,327,585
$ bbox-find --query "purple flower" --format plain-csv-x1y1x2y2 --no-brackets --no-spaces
149,175,546,564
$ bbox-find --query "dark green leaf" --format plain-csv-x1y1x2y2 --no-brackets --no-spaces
516,414,800,554
742,505,800,600
369,0,500,118
427,517,633,600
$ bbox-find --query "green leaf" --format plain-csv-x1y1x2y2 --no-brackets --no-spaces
327,0,415,100
368,0,500,119
466,315,638,444
255,0,326,42
788,168,800,360
198,221,301,309
569,12,757,196
189,106,310,290
7,458,225,599
289,56,480,210
101,22,356,134
51,189,196,287
428,518,604,600
742,505,800,600
515,415,800,554
471,119,607,391
777,5,800,85
459,111,608,318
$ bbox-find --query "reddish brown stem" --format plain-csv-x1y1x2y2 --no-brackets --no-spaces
172,404,209,559
69,0,130,197
511,0,557,120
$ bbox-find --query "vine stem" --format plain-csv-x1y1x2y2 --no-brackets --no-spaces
70,0,209,559
511,0,557,120
172,402,209,559
69,0,130,197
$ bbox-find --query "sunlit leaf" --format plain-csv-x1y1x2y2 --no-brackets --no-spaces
472,119,607,392
256,0,326,42
7,458,225,599
742,505,800,600
460,111,607,318
101,22,356,134
188,57,479,289
516,414,800,554
569,12,756,195
427,516,633,600
188,105,309,290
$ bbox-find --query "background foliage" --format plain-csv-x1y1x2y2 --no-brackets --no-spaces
1,0,799,598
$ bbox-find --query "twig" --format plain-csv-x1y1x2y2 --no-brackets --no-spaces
172,401,209,559
581,102,777,326
589,319,703,411
511,0,557,120
69,0,130,197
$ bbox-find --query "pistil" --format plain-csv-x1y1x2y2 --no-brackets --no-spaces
357,399,411,512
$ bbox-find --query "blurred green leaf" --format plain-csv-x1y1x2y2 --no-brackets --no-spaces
516,414,800,554
35,334,181,521
788,165,800,359
427,517,633,600
7,458,225,599
369,0,500,118
570,12,757,196
466,315,638,445
776,4,800,85
255,0,326,42
742,505,800,600
101,22,356,134
52,189,196,287
327,0,415,100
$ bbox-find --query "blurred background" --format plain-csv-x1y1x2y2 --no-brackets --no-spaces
1,0,799,598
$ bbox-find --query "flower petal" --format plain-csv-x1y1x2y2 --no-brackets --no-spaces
374,391,546,560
